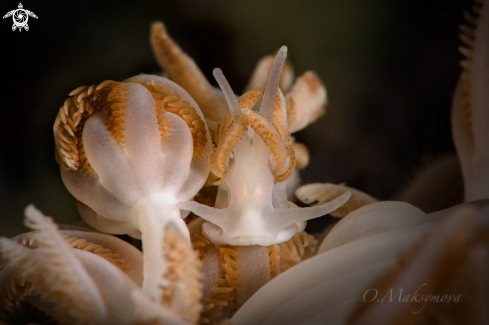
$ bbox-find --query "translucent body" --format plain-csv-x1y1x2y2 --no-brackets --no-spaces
179,48,350,246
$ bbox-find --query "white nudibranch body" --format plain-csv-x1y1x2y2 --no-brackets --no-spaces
178,47,350,246
53,74,211,305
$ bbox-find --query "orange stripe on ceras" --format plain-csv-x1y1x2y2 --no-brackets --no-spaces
237,88,263,110
129,80,208,160
101,83,128,146
274,145,296,183
244,110,289,177
209,109,295,184
214,116,248,173
53,80,118,173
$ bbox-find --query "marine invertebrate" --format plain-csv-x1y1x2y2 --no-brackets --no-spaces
296,183,378,218
0,206,142,324
151,22,228,131
452,0,489,202
177,48,349,323
2,0,487,323
0,206,197,325
231,203,489,325
229,1,489,323
295,0,489,216
179,47,349,247
150,22,326,175
53,75,211,321
349,206,486,325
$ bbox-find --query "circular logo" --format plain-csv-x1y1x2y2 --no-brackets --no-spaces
13,9,28,28
2,3,38,32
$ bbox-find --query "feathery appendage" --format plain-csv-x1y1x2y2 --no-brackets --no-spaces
285,71,327,133
16,227,144,286
0,205,203,324
150,21,228,131
452,0,489,201
131,290,194,325
0,205,108,324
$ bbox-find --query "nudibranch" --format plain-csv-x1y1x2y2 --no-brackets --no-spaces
150,22,325,177
452,0,489,202
243,49,327,179
179,47,349,246
177,47,350,323
53,75,211,322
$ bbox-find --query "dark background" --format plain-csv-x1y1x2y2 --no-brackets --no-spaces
0,0,471,236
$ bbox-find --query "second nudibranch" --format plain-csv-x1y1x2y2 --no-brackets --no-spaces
179,46,350,247
53,74,211,322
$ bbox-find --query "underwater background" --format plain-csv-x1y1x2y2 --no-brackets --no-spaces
0,0,470,236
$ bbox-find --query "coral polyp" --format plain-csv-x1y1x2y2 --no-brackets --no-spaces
53,74,212,322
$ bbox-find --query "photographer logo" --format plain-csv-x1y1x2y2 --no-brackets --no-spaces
3,3,37,32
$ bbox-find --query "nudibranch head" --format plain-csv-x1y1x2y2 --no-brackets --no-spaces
53,75,211,237
179,47,350,246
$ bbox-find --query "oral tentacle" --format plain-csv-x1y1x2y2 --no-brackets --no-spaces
258,46,288,119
